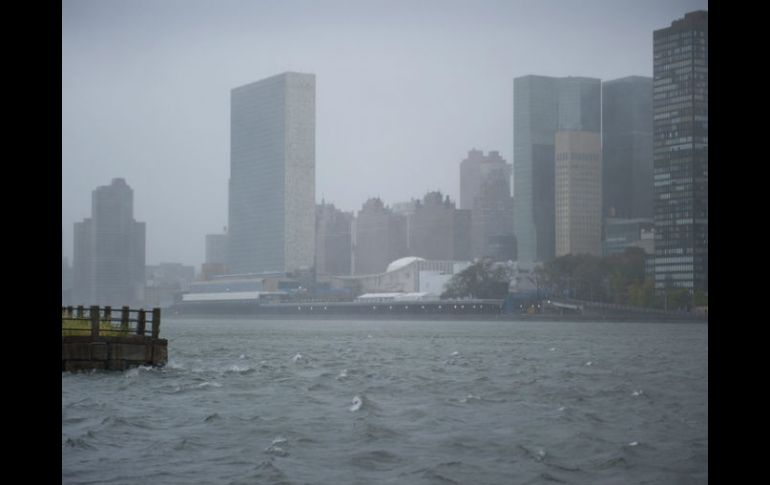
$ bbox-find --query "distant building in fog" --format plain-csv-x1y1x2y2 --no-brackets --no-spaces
145,263,196,308
352,198,407,275
227,72,315,275
206,232,228,264
202,231,229,280
72,178,145,306
315,201,353,276
460,149,515,260
459,149,484,210
602,76,653,219
554,131,602,257
408,191,470,261
513,75,600,262
62,257,73,305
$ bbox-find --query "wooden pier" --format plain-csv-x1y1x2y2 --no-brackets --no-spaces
62,305,168,372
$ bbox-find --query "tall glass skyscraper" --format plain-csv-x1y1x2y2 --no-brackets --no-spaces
602,76,654,219
513,75,600,263
652,11,708,292
228,72,316,275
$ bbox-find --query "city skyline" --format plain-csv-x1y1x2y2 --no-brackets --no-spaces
62,0,708,268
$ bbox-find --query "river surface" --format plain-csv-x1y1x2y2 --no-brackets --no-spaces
62,318,708,484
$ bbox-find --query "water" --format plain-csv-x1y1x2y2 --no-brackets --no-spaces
62,318,708,484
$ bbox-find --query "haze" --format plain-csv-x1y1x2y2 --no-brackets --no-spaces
61,0,708,269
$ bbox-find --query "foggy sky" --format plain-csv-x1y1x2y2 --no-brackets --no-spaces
62,0,708,269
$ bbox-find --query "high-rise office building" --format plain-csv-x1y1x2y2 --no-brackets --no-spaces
408,191,471,261
461,150,515,260
72,178,146,306
652,11,708,292
460,149,495,210
352,198,407,275
513,75,600,262
227,72,315,275
205,232,228,265
202,231,228,280
555,131,602,257
602,76,654,219
315,202,353,276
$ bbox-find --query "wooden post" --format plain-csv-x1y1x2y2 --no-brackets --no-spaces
67,306,73,318
151,308,161,339
90,305,100,337
121,306,130,335
77,305,84,318
104,306,112,323
137,309,146,336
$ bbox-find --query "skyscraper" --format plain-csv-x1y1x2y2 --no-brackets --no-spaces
459,148,485,210
315,202,353,276
408,191,471,261
72,178,146,306
602,76,654,219
352,198,407,275
513,75,600,262
652,11,708,292
228,72,316,275
461,149,515,260
555,131,602,257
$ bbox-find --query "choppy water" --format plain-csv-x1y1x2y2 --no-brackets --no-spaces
62,318,708,484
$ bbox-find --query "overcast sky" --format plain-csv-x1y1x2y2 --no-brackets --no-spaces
62,0,708,269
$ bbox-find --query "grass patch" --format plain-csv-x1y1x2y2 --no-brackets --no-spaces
62,318,130,337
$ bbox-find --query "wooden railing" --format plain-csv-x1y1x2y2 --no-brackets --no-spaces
61,305,162,338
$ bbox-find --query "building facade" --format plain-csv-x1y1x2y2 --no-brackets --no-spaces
227,72,315,275
603,218,655,256
652,11,708,291
554,131,602,257
408,191,471,261
72,178,146,307
145,263,196,308
602,76,654,219
513,75,600,263
202,231,229,280
462,150,515,260
315,201,353,276
459,148,485,210
352,198,407,275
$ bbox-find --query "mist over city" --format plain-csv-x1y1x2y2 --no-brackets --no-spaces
62,1,708,484
63,0,705,269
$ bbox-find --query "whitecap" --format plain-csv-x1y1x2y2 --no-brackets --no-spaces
460,394,481,403
165,360,185,370
239,354,246,360
264,444,289,457
337,369,348,379
632,390,643,397
558,406,566,412
226,365,252,373
197,381,222,388
350,395,363,412
451,351,459,356
585,361,593,366
628,441,639,447
272,436,288,445
292,353,303,362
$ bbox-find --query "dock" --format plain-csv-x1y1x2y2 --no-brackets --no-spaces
62,305,168,372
